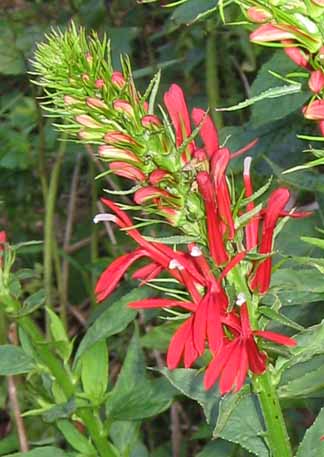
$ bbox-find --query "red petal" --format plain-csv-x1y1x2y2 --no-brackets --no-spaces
128,298,195,310
234,343,249,393
184,328,199,368
193,295,208,355
191,108,219,157
219,340,241,394
95,249,145,302
207,294,223,353
167,317,193,369
246,337,267,374
254,330,297,347
204,341,235,390
132,262,161,280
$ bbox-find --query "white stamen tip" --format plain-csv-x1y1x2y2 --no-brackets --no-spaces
190,246,202,257
93,213,117,224
169,259,184,271
236,293,246,306
243,156,252,176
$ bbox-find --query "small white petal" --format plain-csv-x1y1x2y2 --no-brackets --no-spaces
169,259,184,270
93,213,117,224
243,156,252,176
190,246,202,257
236,292,246,306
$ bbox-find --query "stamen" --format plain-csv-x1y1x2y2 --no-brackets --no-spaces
93,213,117,224
189,246,202,257
243,156,252,176
169,259,185,270
236,292,246,306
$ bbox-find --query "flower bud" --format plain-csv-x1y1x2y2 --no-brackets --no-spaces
149,169,171,185
308,70,324,93
303,100,324,120
98,145,140,162
95,79,105,89
78,130,104,141
64,95,80,105
82,73,90,82
75,115,102,128
113,99,134,117
311,0,324,5
109,162,145,181
104,131,136,145
141,115,162,129
246,7,272,23
319,120,324,136
134,187,173,205
111,71,126,89
282,40,310,68
85,52,92,64
250,24,296,43
86,97,108,110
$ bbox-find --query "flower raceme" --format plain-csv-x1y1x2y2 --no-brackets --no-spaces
94,179,302,392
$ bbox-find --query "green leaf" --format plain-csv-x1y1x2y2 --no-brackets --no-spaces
279,363,324,399
276,320,324,381
81,340,108,404
106,330,175,420
4,447,69,457
196,440,235,457
0,345,34,375
249,51,310,127
161,369,268,456
216,84,302,113
296,408,324,457
57,419,96,455
259,306,304,331
301,236,324,250
141,322,179,351
75,288,151,361
168,0,218,28
160,368,221,424
46,308,72,362
213,388,269,457
42,398,76,424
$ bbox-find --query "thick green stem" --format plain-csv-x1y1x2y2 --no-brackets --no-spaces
253,371,293,457
79,409,116,457
206,20,223,128
44,139,66,327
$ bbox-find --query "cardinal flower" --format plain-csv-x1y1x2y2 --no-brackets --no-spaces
250,188,290,294
204,303,296,394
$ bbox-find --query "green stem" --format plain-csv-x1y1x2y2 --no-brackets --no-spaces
17,316,74,397
253,371,293,457
206,20,223,128
44,139,66,328
17,316,114,457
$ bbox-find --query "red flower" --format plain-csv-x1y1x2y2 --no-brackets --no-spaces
250,188,290,294
243,156,259,250
197,171,228,265
204,303,296,394
303,99,324,120
282,40,310,69
309,70,324,94
191,108,219,157
163,84,196,162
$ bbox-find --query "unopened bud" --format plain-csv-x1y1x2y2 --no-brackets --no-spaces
303,100,324,120
64,95,80,105
78,130,104,141
113,99,134,117
85,52,92,63
98,145,140,162
82,73,90,82
282,40,310,68
95,79,105,89
104,131,136,144
109,162,145,181
246,7,272,23
149,169,170,185
86,97,108,110
308,70,324,93
111,71,126,89
250,24,296,43
75,115,102,128
319,120,324,136
141,114,162,129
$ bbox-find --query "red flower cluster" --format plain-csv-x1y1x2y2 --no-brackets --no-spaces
247,7,324,136
93,84,308,394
